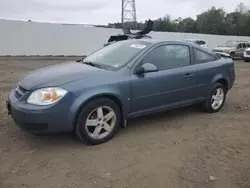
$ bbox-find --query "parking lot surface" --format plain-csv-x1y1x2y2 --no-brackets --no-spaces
1,58,250,188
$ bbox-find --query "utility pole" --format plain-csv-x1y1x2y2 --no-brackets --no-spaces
121,0,137,29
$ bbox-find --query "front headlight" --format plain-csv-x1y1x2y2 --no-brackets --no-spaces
27,87,67,105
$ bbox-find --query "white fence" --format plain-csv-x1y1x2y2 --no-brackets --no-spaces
1,19,250,56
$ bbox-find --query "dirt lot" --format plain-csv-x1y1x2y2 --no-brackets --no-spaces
0,58,250,188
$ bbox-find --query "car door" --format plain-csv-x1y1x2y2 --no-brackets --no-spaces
235,43,243,57
242,43,247,56
130,43,199,114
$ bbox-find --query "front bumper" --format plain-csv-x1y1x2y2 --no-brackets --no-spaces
6,87,80,134
243,52,250,61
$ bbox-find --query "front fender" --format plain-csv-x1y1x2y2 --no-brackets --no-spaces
77,89,126,111
62,80,131,124
77,89,130,125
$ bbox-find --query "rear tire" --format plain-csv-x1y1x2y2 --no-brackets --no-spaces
202,83,226,113
76,98,122,145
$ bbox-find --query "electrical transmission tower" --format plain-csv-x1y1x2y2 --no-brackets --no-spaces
121,0,137,29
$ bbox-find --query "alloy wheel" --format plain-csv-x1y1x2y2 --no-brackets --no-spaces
211,88,225,110
85,106,117,140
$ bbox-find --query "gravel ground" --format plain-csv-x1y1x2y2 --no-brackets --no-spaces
0,58,250,188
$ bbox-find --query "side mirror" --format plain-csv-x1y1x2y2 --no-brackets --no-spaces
135,63,158,74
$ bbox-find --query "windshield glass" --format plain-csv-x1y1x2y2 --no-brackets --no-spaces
224,41,237,47
83,40,151,69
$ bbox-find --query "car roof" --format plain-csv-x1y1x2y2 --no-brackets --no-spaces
137,38,162,43
137,39,204,47
138,38,217,54
138,38,187,44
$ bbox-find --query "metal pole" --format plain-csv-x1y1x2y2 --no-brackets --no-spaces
121,0,124,27
121,0,137,29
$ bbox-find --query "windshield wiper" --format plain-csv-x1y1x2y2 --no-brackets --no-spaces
82,61,103,69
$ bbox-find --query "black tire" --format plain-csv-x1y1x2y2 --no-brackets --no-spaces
76,98,122,145
244,59,250,62
230,52,235,60
202,83,227,113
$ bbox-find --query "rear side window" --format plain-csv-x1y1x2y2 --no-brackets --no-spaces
193,48,215,64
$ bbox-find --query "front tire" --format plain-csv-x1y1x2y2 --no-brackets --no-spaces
202,83,226,113
244,59,250,62
76,98,122,145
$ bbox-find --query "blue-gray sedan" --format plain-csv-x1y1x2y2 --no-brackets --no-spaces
6,39,235,145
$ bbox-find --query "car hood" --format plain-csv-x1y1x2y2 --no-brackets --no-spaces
18,62,111,90
213,52,231,58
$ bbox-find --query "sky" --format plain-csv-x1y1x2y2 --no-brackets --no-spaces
0,0,250,25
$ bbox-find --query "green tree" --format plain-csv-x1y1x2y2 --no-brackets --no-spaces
196,6,227,35
153,15,178,32
178,17,197,33
105,3,250,36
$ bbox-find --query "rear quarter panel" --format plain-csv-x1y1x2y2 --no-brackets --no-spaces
194,57,235,97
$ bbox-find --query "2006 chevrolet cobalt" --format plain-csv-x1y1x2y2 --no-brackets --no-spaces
7,39,235,145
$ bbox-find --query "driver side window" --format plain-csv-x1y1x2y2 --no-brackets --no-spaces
142,44,191,71
237,43,242,49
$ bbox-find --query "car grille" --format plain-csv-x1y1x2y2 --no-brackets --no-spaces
246,51,250,55
14,85,27,99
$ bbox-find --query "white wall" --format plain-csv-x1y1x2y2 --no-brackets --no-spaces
1,19,250,56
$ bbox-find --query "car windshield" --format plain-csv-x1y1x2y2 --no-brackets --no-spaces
83,40,151,69
224,41,237,47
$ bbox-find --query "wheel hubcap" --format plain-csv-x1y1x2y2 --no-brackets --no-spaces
85,106,116,140
211,88,224,110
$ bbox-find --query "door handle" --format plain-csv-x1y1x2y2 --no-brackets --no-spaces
184,73,193,78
